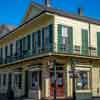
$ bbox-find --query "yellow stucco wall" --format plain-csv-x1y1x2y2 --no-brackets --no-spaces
54,15,100,52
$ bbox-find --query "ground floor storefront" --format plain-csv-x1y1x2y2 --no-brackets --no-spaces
0,56,100,100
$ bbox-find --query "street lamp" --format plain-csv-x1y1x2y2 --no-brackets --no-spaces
69,59,78,100
48,59,56,100
53,59,56,100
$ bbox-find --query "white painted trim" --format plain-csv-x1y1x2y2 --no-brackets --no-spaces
75,64,92,68
75,67,91,71
29,67,40,71
76,90,91,93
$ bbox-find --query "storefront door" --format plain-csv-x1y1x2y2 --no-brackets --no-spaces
50,66,64,97
28,70,41,99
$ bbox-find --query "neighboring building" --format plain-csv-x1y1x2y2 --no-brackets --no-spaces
0,24,15,38
0,0,100,100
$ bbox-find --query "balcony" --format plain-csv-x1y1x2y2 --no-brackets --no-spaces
0,44,98,65
57,44,97,57
0,44,54,65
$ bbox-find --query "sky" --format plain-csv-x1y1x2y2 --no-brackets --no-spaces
0,0,100,26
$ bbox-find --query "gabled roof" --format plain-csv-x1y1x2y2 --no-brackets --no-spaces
0,1,100,40
30,1,100,25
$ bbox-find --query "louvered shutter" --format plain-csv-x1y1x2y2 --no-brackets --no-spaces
82,29,88,55
58,24,62,51
68,26,73,53
97,32,100,56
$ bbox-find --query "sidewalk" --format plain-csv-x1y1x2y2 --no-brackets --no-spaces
0,94,8,100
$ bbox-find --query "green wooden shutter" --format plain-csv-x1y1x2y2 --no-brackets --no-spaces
42,28,44,51
97,32,100,56
27,35,31,50
81,29,88,55
32,32,35,53
48,24,53,51
68,27,73,53
10,43,13,56
58,24,62,51
36,31,38,52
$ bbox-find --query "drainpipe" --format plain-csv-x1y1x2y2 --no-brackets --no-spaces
89,23,91,56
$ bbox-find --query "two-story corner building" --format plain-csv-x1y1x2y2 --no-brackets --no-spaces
0,0,100,100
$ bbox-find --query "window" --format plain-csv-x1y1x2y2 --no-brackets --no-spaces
27,35,31,50
41,28,44,50
76,70,90,90
62,26,69,50
19,39,23,54
48,24,53,50
57,72,63,87
10,43,13,56
14,73,22,89
5,46,8,57
31,71,38,89
32,32,36,53
3,74,6,86
0,48,3,58
16,40,20,56
58,25,73,52
43,24,53,50
0,48,3,63
38,30,41,49
22,37,28,53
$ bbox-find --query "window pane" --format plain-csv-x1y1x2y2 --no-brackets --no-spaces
27,35,31,50
10,43,13,56
62,26,68,37
31,72,38,89
3,74,6,86
14,73,22,89
76,71,90,90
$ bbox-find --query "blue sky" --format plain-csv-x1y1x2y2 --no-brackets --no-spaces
0,0,100,26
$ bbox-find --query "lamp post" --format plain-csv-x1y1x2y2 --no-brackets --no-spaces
69,59,77,100
53,59,56,100
71,61,76,100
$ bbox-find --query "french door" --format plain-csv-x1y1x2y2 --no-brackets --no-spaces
50,66,64,97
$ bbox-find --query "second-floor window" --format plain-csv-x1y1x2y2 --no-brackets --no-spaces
32,32,36,53
58,24,73,52
0,48,3,61
5,46,8,59
27,35,31,50
10,43,13,56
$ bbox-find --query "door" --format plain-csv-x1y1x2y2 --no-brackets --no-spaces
24,70,29,97
50,66,64,97
8,73,12,89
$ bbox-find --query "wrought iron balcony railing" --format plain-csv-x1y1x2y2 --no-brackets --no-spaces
0,43,98,65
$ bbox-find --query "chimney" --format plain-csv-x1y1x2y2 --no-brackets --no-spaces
44,0,51,7
78,7,83,16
